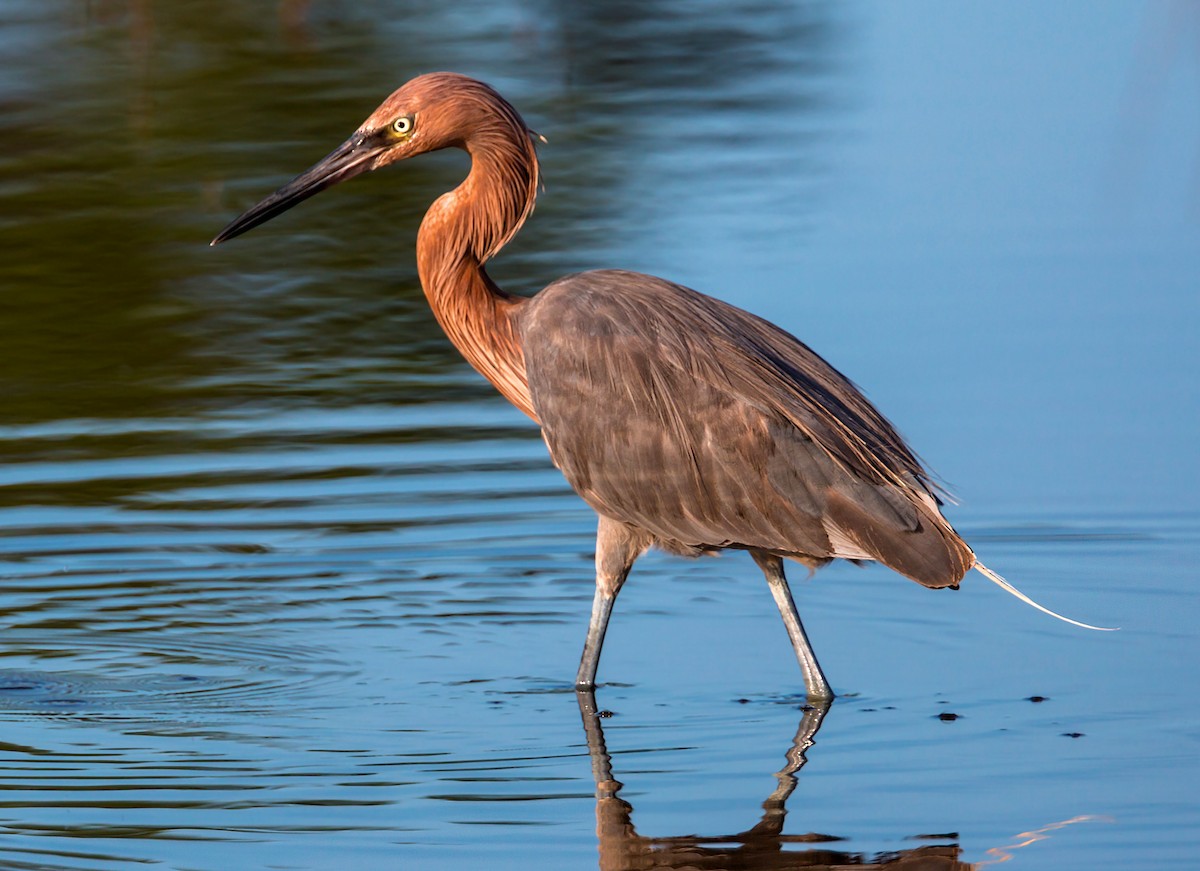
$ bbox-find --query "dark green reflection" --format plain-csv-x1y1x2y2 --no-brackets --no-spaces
1,0,843,426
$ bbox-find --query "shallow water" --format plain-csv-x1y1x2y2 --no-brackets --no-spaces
1,1,1198,869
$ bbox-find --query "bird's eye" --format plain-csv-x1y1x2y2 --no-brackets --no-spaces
392,116,413,136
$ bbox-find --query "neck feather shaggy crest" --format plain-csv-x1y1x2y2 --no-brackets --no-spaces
416,82,540,421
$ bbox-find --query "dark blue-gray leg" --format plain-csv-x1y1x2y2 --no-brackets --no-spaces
576,516,649,688
751,551,834,701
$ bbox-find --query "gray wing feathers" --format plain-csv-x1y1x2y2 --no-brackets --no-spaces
520,270,973,587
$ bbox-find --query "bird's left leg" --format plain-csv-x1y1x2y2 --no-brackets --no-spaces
751,551,834,701
576,516,649,689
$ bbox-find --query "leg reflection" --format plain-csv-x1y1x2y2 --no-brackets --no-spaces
575,691,974,870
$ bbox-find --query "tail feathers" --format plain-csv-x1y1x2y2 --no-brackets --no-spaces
973,561,1118,631
824,488,973,588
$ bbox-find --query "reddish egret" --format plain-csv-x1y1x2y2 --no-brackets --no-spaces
213,73,1111,700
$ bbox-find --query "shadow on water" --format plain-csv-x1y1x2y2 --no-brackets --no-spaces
576,692,972,871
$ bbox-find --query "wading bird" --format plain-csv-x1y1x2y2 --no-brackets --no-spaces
213,73,1110,700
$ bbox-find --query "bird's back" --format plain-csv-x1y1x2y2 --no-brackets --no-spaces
517,270,974,588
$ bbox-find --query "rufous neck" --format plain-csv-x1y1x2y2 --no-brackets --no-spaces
415,130,539,420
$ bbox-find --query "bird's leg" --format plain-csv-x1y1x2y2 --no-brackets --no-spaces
576,516,648,689
751,551,835,701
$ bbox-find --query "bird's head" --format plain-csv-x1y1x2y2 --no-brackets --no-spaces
211,72,533,246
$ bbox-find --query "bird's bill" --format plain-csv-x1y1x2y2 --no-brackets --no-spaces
211,134,378,245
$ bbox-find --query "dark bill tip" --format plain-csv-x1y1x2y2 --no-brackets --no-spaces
210,136,376,246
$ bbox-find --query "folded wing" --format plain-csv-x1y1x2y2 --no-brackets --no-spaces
519,270,974,588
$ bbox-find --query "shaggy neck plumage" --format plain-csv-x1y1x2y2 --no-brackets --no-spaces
416,118,539,421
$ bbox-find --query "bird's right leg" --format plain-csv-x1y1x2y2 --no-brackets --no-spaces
576,516,649,689
751,551,835,701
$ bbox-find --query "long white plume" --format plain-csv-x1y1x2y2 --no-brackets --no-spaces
973,561,1118,631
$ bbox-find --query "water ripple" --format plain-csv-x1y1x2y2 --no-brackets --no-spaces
0,633,354,721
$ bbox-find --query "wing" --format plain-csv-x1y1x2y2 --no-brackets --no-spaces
518,270,973,587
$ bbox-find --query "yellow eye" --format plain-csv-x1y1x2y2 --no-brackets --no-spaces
392,116,413,136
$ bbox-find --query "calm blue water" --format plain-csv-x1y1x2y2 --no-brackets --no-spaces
0,1,1196,869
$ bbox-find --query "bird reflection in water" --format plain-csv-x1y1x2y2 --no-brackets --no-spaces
575,693,974,871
